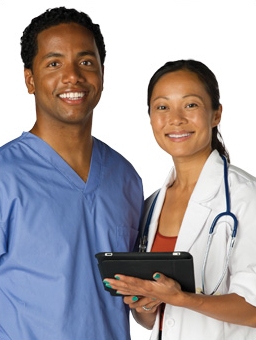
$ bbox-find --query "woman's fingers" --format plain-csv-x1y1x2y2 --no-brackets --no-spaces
103,272,182,304
103,274,150,296
123,295,162,313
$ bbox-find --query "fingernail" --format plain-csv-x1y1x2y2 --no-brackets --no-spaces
103,280,112,288
132,296,139,302
153,273,161,280
115,275,120,280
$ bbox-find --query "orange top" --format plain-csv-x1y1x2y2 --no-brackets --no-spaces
151,231,177,253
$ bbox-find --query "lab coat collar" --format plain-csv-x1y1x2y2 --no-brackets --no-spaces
147,150,224,252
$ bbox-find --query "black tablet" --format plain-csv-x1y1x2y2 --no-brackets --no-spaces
95,251,195,296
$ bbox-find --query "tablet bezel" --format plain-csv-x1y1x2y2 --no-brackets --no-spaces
95,251,195,296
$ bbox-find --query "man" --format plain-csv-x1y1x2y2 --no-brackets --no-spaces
0,7,143,340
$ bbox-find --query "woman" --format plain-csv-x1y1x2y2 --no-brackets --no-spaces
104,60,256,339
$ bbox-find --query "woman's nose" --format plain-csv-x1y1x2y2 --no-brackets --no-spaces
168,109,187,125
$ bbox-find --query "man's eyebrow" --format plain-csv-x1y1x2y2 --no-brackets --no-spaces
41,51,97,60
41,52,63,60
77,51,97,58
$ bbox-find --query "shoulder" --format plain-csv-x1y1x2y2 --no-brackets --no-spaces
228,164,256,199
93,137,127,160
0,133,27,164
195,151,256,199
93,137,141,176
209,151,256,186
229,163,256,184
0,134,24,153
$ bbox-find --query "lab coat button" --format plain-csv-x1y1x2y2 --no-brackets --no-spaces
166,318,175,327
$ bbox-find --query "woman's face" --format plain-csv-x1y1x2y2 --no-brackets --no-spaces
149,69,222,161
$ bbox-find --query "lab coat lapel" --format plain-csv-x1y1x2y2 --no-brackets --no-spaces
175,151,224,251
175,202,211,251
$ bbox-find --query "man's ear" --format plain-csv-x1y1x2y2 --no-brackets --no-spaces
101,65,104,91
212,104,222,127
24,68,35,94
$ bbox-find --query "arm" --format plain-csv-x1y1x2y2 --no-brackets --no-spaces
104,273,256,327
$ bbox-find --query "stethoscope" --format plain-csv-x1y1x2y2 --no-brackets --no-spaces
139,155,238,295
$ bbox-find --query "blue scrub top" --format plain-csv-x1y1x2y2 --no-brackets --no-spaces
0,132,143,340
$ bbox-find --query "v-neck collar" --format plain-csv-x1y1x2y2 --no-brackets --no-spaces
20,132,103,194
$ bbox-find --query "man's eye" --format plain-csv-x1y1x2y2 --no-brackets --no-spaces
81,60,92,66
48,61,59,67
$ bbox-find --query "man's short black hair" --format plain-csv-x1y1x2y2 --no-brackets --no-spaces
21,7,106,70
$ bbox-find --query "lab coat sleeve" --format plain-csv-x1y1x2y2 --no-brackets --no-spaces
228,174,256,307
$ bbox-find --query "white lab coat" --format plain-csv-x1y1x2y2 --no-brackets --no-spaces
142,151,256,340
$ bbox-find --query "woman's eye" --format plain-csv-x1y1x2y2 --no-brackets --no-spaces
157,105,167,110
186,103,198,108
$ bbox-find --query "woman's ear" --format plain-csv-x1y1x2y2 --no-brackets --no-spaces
24,68,35,94
212,104,222,127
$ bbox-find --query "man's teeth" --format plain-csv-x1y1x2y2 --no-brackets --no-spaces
168,133,190,138
59,92,85,99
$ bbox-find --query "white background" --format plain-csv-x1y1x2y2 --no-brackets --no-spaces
1,1,256,338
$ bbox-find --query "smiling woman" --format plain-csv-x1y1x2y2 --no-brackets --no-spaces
103,59,256,340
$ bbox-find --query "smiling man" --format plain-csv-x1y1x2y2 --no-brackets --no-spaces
0,7,143,340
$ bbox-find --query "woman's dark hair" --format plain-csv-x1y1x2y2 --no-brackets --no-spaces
147,59,230,162
20,7,106,70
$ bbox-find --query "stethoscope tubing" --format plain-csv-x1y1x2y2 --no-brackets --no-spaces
201,155,238,294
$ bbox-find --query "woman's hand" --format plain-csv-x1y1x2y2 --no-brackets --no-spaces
123,295,162,330
103,272,186,307
104,272,256,327
123,294,161,314
103,272,184,329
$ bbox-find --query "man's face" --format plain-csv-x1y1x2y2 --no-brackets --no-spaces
24,23,103,129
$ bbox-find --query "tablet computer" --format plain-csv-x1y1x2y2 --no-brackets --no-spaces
95,251,195,296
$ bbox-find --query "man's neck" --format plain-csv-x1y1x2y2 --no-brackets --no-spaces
30,123,93,181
